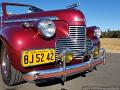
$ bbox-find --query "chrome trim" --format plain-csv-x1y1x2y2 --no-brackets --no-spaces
23,61,90,83
3,16,59,23
100,48,106,65
23,48,106,83
0,13,2,30
62,52,67,82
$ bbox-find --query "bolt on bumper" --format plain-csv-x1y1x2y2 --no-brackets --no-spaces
23,48,106,83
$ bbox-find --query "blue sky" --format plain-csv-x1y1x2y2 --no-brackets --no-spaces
0,0,120,31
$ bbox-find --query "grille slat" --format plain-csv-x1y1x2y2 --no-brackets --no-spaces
57,39,85,42
69,35,85,36
56,45,85,48
70,32,84,34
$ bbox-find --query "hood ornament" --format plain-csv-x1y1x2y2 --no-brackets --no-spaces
67,3,80,9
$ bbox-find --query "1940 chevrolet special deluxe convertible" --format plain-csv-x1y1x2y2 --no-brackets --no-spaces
0,2,106,86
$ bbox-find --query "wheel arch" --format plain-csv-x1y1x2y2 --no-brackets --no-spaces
0,38,3,64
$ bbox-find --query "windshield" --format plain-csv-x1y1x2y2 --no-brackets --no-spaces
0,4,2,15
0,4,2,29
6,4,43,15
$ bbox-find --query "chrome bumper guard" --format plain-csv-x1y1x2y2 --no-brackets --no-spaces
23,48,106,83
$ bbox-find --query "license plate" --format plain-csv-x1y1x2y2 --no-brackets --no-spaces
21,49,55,67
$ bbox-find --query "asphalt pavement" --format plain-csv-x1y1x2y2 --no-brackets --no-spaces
0,53,120,90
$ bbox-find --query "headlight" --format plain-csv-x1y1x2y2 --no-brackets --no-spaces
37,18,56,38
94,27,101,38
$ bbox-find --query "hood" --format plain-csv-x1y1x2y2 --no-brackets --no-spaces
5,9,86,26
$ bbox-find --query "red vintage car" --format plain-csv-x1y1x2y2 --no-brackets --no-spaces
0,2,106,86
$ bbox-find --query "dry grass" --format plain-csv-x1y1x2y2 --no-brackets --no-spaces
100,38,120,53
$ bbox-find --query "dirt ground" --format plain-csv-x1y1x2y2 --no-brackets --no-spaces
100,38,120,53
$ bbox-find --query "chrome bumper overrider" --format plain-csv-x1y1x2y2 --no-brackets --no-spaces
23,48,106,83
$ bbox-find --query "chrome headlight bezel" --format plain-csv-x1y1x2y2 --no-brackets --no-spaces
37,17,56,38
94,27,101,38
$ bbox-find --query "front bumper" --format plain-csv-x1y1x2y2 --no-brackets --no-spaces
23,48,106,83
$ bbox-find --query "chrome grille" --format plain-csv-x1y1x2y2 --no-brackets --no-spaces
86,39,93,50
56,26,86,60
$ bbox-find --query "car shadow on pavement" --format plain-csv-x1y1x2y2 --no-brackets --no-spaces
35,71,87,87
0,87,17,90
3,87,16,90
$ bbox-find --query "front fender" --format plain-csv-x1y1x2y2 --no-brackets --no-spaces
0,21,69,73
87,26,100,45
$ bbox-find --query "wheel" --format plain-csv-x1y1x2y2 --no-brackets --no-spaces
0,44,25,86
